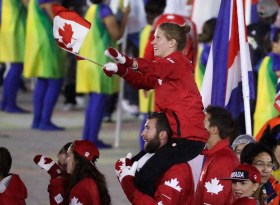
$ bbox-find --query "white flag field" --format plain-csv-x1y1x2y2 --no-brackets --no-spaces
52,4,102,66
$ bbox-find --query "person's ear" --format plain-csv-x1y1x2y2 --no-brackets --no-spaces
169,39,176,48
210,125,218,134
159,130,168,142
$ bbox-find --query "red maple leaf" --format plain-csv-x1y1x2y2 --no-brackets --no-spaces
44,157,53,165
58,23,74,45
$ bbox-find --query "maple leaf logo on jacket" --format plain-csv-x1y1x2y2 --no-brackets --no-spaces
204,178,224,195
52,4,91,53
70,196,83,205
164,178,182,192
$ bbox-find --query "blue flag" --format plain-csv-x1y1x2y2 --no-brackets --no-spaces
200,0,254,119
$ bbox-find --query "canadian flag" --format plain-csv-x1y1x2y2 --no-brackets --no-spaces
52,4,91,54
274,78,280,113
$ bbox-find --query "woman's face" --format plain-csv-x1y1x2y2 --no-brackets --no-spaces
66,148,76,174
252,152,273,184
232,180,259,198
151,28,174,58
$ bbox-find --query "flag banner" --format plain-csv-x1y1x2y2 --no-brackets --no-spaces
52,4,91,54
200,0,254,120
274,79,280,112
274,92,280,113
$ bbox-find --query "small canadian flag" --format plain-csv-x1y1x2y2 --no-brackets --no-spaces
274,78,280,113
52,4,91,54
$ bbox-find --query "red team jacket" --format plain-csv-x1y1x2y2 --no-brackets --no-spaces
231,197,258,205
68,178,101,205
123,51,208,142
48,177,101,205
126,163,194,205
0,174,27,205
194,139,240,205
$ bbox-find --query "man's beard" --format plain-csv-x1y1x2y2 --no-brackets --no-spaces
144,135,160,153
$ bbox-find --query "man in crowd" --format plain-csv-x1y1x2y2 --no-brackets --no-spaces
115,112,194,204
194,105,240,205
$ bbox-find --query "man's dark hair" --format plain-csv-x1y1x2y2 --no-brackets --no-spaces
147,112,173,139
0,147,12,178
205,105,237,139
240,142,274,164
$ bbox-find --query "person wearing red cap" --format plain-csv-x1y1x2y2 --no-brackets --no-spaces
34,140,111,205
222,164,261,205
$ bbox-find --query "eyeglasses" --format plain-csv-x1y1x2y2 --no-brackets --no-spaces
253,162,273,170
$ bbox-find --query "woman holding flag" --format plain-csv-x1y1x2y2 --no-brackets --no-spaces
76,0,129,148
23,0,66,130
103,22,209,190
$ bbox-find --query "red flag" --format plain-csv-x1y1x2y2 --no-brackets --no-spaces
52,4,91,54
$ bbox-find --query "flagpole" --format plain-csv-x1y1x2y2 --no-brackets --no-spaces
60,47,104,67
245,0,251,25
236,0,252,135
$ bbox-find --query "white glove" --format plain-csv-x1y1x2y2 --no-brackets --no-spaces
119,161,138,183
115,153,133,177
103,62,118,73
104,47,134,67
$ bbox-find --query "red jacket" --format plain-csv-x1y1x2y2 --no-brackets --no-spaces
123,52,208,142
126,163,194,205
69,178,101,205
48,177,100,205
0,174,27,205
231,197,258,205
194,139,240,205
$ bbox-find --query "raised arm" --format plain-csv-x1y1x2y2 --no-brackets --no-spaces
103,4,130,41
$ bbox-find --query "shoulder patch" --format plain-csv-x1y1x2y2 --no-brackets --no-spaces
70,196,83,205
164,178,182,192
166,58,175,63
54,193,64,204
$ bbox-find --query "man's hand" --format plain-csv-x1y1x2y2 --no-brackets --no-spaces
115,153,133,177
119,161,138,183
118,162,138,202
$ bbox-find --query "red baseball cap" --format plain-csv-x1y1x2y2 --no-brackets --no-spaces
223,164,261,183
72,140,99,161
